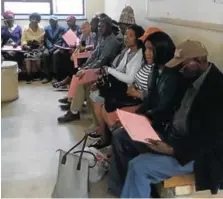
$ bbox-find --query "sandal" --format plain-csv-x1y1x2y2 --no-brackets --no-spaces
88,139,110,150
88,131,101,140
52,81,62,88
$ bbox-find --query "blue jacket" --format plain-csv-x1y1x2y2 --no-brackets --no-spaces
44,25,65,49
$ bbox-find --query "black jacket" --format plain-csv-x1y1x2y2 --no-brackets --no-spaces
168,64,223,194
137,66,189,135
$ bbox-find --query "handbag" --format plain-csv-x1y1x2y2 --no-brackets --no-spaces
52,132,97,198
97,68,142,112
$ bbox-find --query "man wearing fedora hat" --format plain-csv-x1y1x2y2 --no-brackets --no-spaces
109,40,223,198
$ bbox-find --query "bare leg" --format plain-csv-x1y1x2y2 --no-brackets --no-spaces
92,101,106,135
25,59,32,83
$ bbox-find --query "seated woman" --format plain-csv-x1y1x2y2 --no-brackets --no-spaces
88,25,146,144
89,29,183,149
1,10,23,68
21,12,45,84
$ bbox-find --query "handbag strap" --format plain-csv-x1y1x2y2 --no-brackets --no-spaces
61,132,88,169
72,150,97,168
76,131,88,170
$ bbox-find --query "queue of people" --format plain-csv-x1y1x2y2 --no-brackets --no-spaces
1,5,223,198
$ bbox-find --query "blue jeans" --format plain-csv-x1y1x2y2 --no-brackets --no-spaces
108,128,194,198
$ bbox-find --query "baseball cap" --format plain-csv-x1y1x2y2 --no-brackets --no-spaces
166,40,208,68
139,27,163,41
49,15,58,21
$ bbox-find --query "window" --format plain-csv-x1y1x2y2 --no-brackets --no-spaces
1,0,85,16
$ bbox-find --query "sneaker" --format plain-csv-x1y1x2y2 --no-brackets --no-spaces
88,131,101,140
60,104,70,111
58,97,69,104
57,111,80,123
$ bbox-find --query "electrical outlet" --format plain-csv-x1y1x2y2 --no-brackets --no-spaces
213,0,223,4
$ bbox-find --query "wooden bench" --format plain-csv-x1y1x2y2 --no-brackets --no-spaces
157,174,223,198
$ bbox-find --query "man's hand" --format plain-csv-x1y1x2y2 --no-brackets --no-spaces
127,86,142,98
76,69,85,79
145,139,174,155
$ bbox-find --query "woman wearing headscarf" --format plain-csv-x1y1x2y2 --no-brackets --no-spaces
1,11,23,68
118,6,136,36
21,12,45,83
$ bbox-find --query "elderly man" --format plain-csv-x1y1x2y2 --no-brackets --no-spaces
42,16,65,83
57,16,122,123
109,40,223,198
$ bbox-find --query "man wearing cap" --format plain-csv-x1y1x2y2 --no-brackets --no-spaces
57,16,122,123
42,16,65,83
109,40,223,198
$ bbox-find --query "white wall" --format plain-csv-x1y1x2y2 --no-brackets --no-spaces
105,0,223,70
8,0,104,27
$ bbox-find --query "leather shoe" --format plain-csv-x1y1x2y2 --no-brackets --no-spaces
57,111,80,123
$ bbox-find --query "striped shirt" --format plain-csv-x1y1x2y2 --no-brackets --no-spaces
134,63,153,91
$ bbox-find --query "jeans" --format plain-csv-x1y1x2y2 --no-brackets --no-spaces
109,128,194,198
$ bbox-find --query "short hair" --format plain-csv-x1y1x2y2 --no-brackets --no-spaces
127,25,145,49
144,32,175,66
29,12,41,22
82,21,90,26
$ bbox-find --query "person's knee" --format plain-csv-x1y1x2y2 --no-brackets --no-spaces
112,128,128,147
43,50,49,57
128,155,147,174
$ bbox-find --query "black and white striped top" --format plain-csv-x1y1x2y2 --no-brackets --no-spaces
134,63,153,91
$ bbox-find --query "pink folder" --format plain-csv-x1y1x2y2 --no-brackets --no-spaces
73,51,92,68
116,109,161,143
54,44,72,50
68,69,99,98
62,29,78,46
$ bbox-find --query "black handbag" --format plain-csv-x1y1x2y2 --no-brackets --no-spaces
96,68,142,112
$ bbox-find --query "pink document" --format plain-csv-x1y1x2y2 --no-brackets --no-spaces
116,109,161,143
62,29,78,46
54,44,72,50
2,45,23,52
68,69,99,98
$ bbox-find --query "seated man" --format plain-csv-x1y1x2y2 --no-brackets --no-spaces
42,16,65,84
109,40,223,198
57,16,122,123
52,16,81,85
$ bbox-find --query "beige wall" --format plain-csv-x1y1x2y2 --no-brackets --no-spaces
105,0,223,70
5,0,104,27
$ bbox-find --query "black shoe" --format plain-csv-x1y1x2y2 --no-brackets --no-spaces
26,80,32,84
88,131,101,140
88,139,110,150
57,111,80,123
58,97,69,104
60,104,70,111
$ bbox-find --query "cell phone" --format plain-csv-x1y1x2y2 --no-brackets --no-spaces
81,40,86,47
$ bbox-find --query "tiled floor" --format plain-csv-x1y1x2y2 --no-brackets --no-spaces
1,82,111,198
